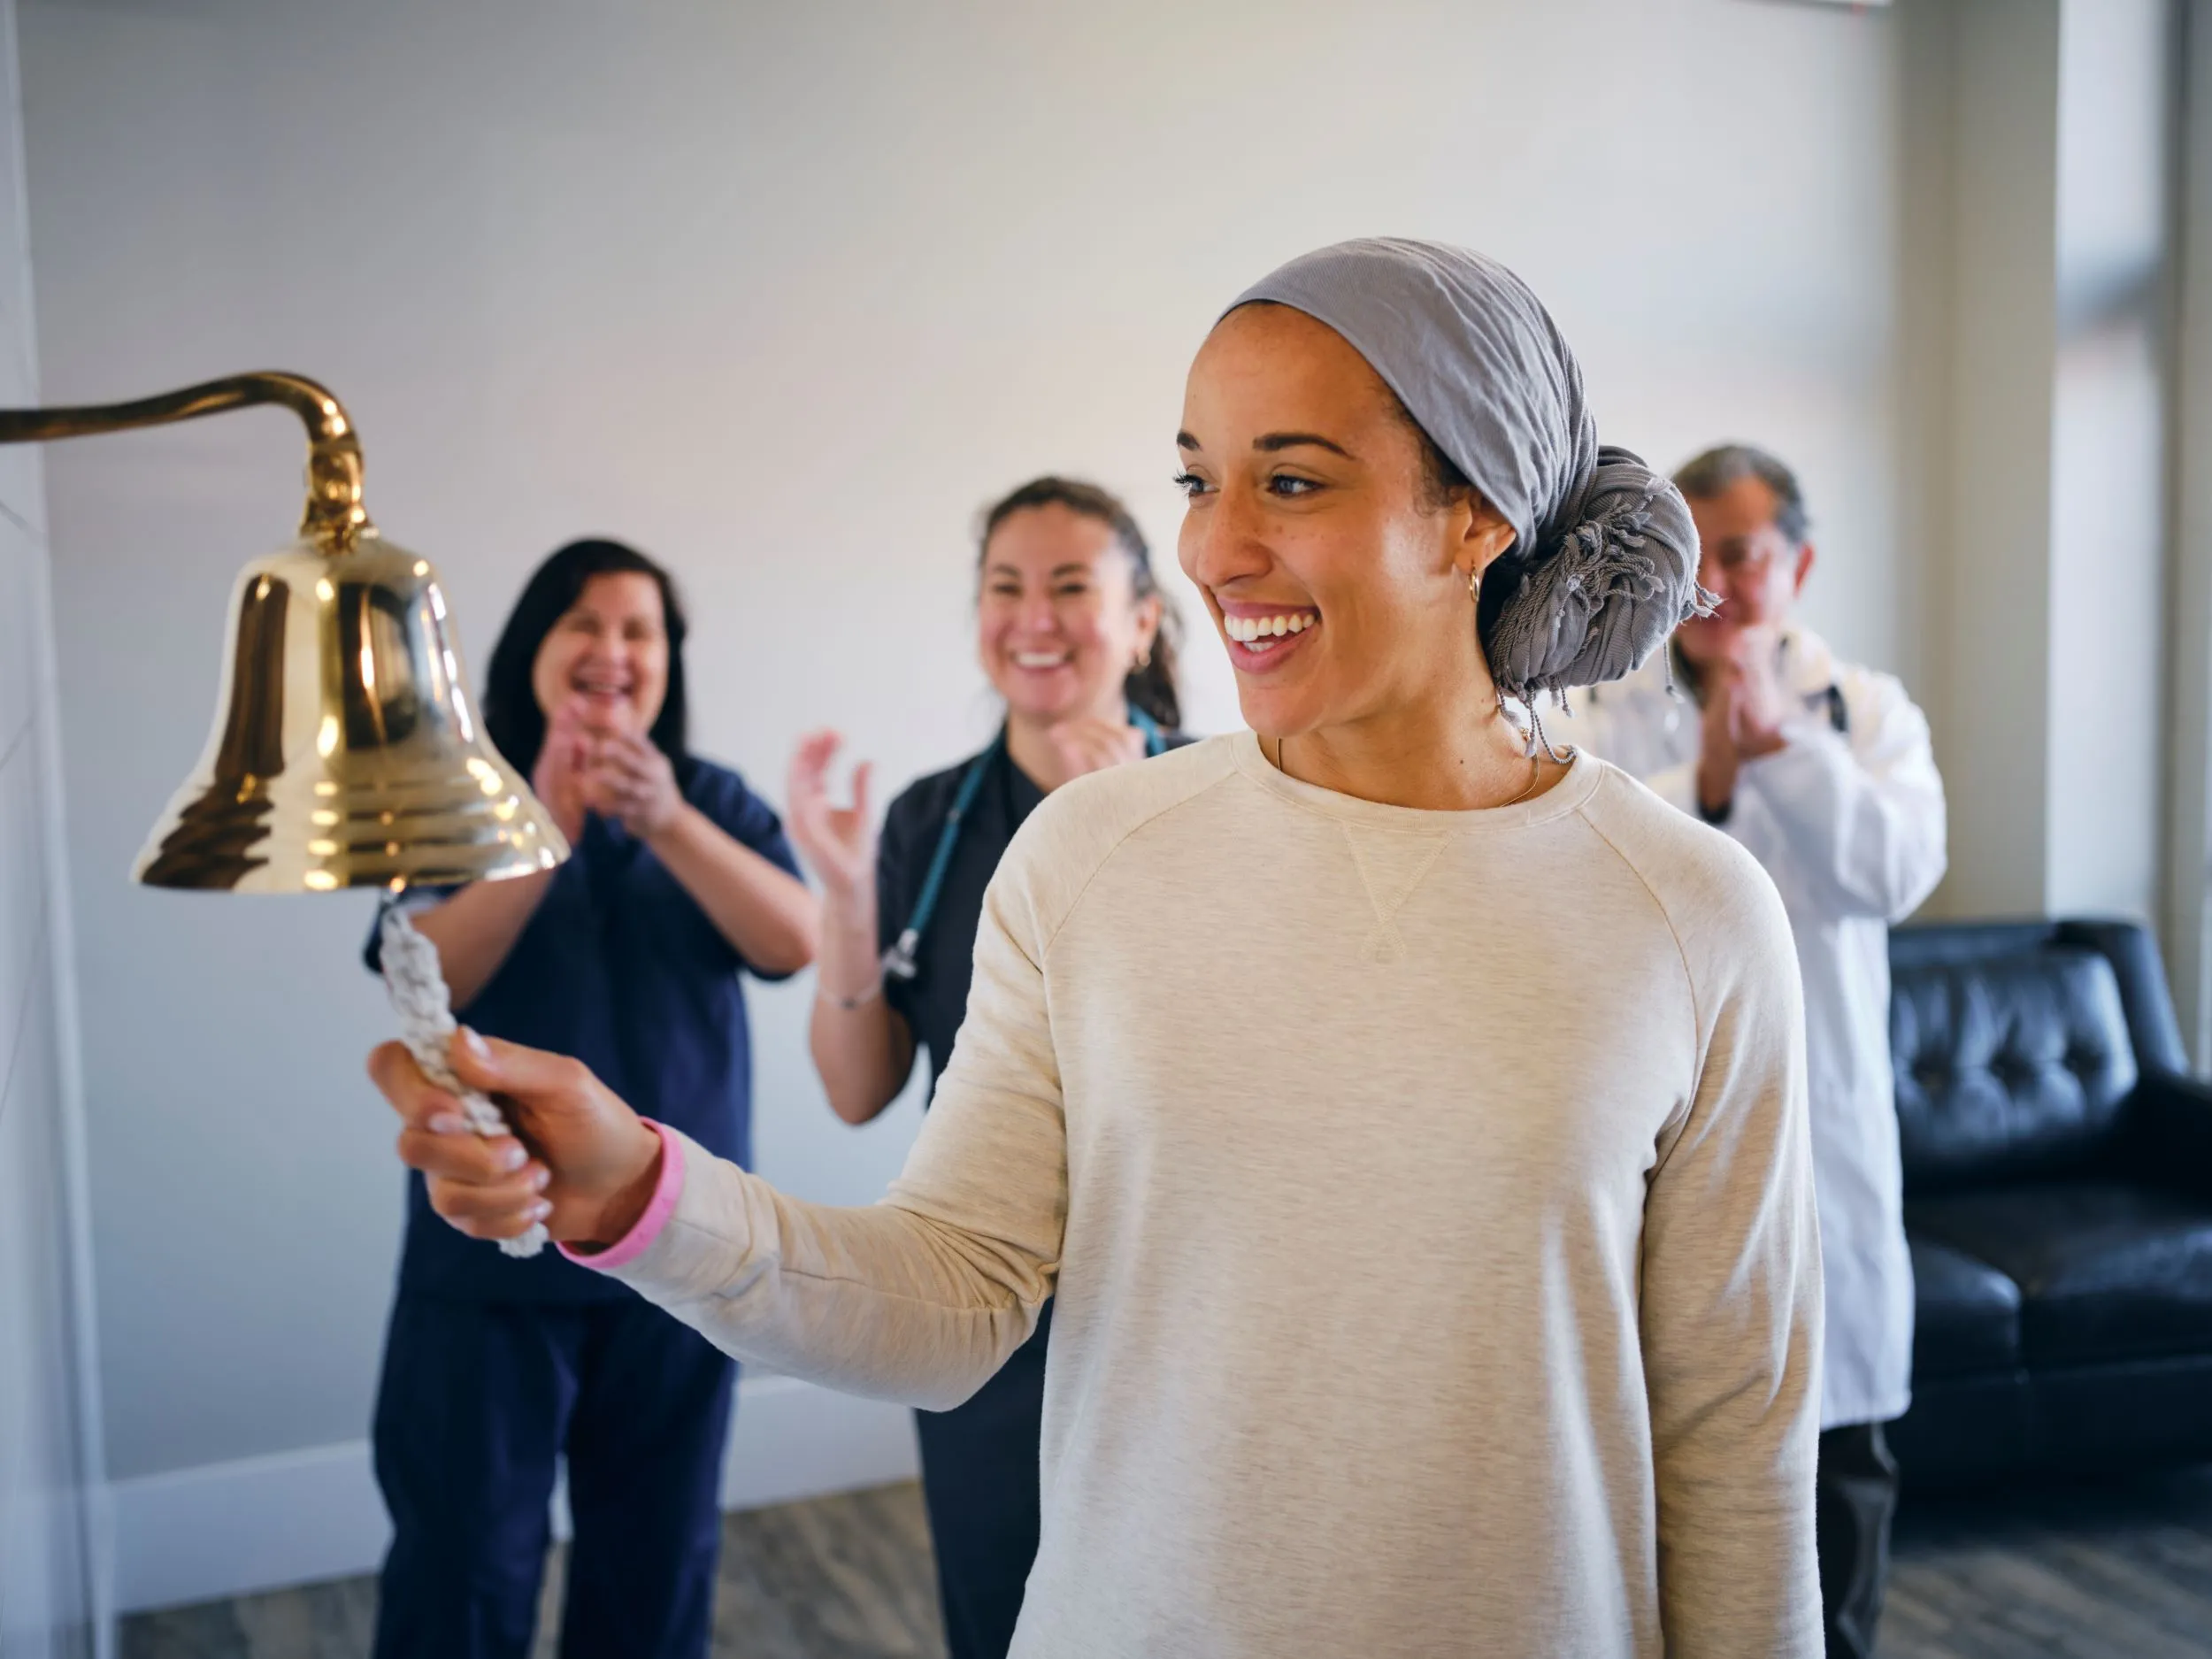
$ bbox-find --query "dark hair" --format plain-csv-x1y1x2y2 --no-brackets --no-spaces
977,476,1183,730
480,538,691,777
1673,443,1809,545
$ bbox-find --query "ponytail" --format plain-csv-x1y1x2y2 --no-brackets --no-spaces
1124,618,1182,731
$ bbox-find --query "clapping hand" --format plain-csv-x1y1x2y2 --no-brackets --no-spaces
1695,626,1788,815
571,699,682,841
533,697,595,845
591,728,683,840
786,730,876,901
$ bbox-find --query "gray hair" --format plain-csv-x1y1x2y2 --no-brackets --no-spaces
1673,443,1809,546
1229,240,1706,710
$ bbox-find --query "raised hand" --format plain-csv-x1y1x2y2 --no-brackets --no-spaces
785,729,876,901
371,1031,664,1248
1724,625,1790,757
1694,627,1792,816
1041,717,1148,789
532,696,595,845
1696,664,1744,817
592,728,683,840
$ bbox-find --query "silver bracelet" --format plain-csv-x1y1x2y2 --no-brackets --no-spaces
820,979,884,1011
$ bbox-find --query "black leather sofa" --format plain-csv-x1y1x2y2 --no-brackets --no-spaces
1886,919,2212,1489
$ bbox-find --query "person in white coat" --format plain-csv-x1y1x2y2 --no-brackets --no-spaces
1577,442,1946,1659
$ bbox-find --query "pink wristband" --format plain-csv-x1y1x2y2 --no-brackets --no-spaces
559,1119,685,1271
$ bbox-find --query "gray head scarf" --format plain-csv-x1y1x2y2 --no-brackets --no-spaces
1228,238,1704,713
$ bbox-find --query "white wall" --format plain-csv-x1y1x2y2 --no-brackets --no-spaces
0,0,105,1650
17,0,1914,1609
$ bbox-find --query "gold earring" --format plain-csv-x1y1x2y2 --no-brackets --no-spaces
1133,645,1153,672
1466,566,1481,604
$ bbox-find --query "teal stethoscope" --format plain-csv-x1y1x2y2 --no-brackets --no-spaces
881,708,1164,981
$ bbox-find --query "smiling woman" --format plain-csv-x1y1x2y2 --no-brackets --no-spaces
782,477,1187,1659
1171,303,1535,802
357,536,820,1659
366,243,1823,1658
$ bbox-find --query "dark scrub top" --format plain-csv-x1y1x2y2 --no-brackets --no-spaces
875,731,1185,1659
877,743,1044,1093
365,757,802,1302
877,733,1189,1094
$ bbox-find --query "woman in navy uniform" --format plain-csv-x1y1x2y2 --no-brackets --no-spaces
365,538,819,1659
784,477,1186,1659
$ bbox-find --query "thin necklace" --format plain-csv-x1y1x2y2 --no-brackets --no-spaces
1500,755,1545,806
1271,735,1548,809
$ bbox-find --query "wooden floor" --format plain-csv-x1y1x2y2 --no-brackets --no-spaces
121,1484,946,1659
1883,1464,2212,1658
123,1469,2212,1658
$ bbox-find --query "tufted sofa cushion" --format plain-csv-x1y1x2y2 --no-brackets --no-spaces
1891,946,2138,1192
1909,1182,2212,1366
1885,920,2212,1488
1908,1236,2023,1379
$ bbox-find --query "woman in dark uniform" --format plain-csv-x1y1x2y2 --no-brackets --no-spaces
783,477,1186,1659
365,538,818,1659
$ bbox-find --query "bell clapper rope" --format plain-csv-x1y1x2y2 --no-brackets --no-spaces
379,903,548,1258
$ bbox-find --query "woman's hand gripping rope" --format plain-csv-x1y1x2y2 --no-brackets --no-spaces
367,994,667,1254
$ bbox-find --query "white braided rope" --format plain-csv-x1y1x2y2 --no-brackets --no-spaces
379,906,548,1257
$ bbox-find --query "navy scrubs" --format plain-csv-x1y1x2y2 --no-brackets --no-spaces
876,733,1184,1659
365,758,801,1659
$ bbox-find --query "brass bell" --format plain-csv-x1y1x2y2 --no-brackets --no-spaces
135,531,566,891
0,372,571,892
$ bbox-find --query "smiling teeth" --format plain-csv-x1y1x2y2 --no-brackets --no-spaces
1014,652,1069,669
1225,613,1315,644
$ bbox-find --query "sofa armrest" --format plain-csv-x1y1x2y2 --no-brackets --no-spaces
2126,1069,2212,1195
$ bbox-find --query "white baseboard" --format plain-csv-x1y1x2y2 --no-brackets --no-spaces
712,1373,919,1515
112,1440,389,1619
110,1374,918,1616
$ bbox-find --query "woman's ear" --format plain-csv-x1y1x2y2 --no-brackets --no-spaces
1133,590,1164,657
1458,494,1517,584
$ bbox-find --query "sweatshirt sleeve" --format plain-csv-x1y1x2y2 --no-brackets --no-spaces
1641,858,1824,1656
1729,671,1947,923
584,820,1071,1410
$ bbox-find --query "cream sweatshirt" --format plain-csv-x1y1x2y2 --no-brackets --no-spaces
595,733,1824,1657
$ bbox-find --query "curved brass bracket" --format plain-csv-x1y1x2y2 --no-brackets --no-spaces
0,371,373,550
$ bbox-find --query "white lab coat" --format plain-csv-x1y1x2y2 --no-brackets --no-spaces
1575,626,1947,1429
